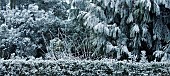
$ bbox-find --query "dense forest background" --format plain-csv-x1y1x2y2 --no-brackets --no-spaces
0,0,170,62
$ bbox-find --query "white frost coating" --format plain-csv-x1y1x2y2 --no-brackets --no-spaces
121,45,129,55
161,53,170,62
142,24,148,36
125,0,131,7
89,3,97,12
83,12,91,20
43,0,58,2
126,13,133,24
130,24,140,37
154,51,165,60
165,0,170,8
104,0,110,7
140,51,148,63
146,0,151,11
140,0,145,3
155,0,170,8
63,0,72,4
112,26,120,39
28,4,39,11
93,22,109,35
132,24,140,33
71,0,82,9
93,22,105,34
107,24,117,37
6,3,10,10
106,42,114,54
97,0,101,2
84,15,99,29
153,1,160,16
0,23,8,31
110,0,115,8
104,26,110,36
23,37,30,43
114,0,120,13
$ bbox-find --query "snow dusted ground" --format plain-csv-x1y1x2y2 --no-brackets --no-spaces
0,58,170,76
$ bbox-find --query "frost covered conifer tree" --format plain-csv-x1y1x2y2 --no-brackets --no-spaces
69,0,170,61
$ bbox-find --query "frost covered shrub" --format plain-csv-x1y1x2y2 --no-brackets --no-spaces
0,58,170,75
0,3,67,59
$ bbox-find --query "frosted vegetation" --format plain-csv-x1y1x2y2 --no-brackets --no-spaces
1,58,170,75
0,0,170,61
0,0,170,75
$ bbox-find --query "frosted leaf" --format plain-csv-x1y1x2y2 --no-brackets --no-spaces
126,13,133,24
155,0,170,8
164,42,170,54
153,2,160,16
83,12,91,20
71,0,83,9
92,37,106,57
28,4,39,11
142,24,148,36
153,19,163,40
140,0,145,3
105,42,114,54
126,0,131,7
104,26,110,36
93,22,110,35
115,27,120,31
104,0,110,7
146,0,151,11
162,0,166,4
143,12,151,22
93,22,105,34
115,0,120,13
0,23,8,32
6,3,11,10
92,39,97,46
161,25,170,43
112,26,121,39
140,51,148,63
77,11,87,20
23,38,30,43
110,0,115,8
115,27,121,33
107,23,117,37
165,0,170,8
10,53,15,59
130,24,140,37
86,3,96,12
121,45,129,55
97,0,102,2
30,68,38,73
120,9,124,18
98,37,106,46
161,53,168,62
63,0,72,4
50,38,63,52
84,15,99,29
68,9,79,19
134,0,140,6
154,51,164,60
92,37,106,47
113,23,117,27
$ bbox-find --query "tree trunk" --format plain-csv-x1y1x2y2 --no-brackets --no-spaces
10,0,16,9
